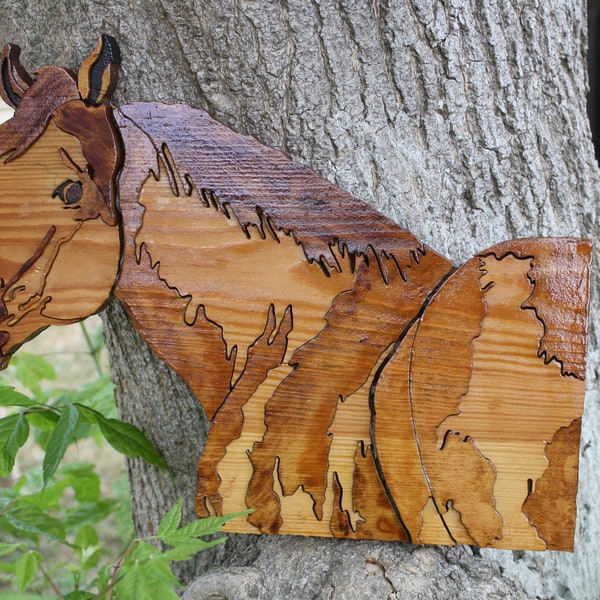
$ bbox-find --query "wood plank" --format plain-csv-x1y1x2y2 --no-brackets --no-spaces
0,41,591,550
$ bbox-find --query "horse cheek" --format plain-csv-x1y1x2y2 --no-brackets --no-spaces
41,218,121,321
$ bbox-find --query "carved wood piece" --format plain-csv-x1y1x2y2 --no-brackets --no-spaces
0,38,592,551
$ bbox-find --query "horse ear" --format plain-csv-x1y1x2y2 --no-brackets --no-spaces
77,34,121,106
1,44,33,109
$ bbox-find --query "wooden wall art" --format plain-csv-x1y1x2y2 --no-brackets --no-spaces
0,36,592,551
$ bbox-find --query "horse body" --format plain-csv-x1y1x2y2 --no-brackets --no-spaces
0,38,591,549
112,102,453,537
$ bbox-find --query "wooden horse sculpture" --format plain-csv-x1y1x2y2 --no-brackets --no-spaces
0,36,591,551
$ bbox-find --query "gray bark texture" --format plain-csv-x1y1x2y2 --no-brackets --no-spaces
1,0,598,598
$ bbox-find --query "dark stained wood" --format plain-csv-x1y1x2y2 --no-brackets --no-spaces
0,38,592,551
195,304,293,518
522,418,582,550
0,44,33,108
247,249,451,533
334,442,410,542
77,34,121,106
480,238,591,380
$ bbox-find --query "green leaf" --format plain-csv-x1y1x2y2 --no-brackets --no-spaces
66,466,101,504
71,376,116,419
0,387,41,409
156,509,249,560
24,410,59,431
0,414,29,477
115,542,181,600
157,499,183,537
0,543,26,558
91,412,168,470
0,559,17,574
79,543,101,570
15,551,41,592
19,478,71,511
162,509,250,543
13,353,55,397
64,592,95,600
4,505,66,542
161,537,225,561
42,404,79,485
0,414,21,443
0,413,29,477
64,499,118,528
96,564,112,596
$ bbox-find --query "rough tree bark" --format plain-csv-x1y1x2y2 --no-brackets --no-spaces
1,1,598,598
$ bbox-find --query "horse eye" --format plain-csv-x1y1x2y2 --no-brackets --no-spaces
52,180,83,206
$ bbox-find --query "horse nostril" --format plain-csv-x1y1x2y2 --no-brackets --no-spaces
0,301,7,321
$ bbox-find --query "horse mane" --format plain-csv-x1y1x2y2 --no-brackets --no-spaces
116,102,438,283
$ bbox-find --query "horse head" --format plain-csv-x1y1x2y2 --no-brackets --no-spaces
0,36,123,368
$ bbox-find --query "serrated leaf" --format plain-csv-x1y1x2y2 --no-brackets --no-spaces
91,412,168,470
161,537,226,561
0,387,42,409
42,404,79,485
15,551,41,591
157,499,183,537
168,510,250,539
4,505,66,542
0,413,29,476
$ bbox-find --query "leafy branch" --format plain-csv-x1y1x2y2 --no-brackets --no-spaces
0,333,246,598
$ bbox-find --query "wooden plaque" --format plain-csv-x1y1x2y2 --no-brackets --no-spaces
0,36,591,550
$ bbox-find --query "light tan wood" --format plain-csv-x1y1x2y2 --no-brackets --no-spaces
373,248,588,550
0,120,121,356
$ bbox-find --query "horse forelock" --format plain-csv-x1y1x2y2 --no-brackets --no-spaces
0,66,79,161
0,68,121,224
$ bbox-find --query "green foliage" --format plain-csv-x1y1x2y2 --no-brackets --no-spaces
0,323,244,598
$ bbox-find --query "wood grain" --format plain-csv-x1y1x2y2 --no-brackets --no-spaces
0,118,120,357
0,42,592,551
373,241,590,550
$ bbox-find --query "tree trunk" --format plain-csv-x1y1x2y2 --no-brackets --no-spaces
2,0,598,597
